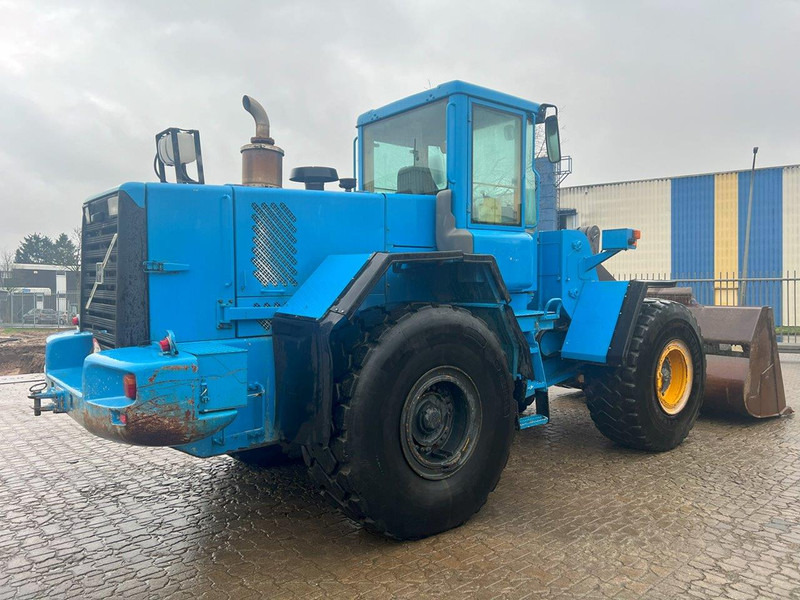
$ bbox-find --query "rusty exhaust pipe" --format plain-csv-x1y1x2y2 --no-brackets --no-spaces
243,95,270,139
241,95,284,187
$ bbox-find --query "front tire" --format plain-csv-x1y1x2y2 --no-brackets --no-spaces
304,305,516,540
584,299,705,451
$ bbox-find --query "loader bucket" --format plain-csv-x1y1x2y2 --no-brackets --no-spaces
686,305,791,418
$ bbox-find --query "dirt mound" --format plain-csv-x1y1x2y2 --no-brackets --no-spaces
0,329,59,376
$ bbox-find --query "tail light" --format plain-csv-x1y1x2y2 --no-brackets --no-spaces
123,374,137,399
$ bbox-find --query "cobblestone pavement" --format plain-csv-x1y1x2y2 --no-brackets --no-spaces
1,358,799,600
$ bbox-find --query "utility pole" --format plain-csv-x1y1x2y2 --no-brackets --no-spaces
739,146,758,305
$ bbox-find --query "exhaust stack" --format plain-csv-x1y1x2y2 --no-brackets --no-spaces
241,95,284,187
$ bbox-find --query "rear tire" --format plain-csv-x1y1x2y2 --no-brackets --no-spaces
584,299,705,451
303,305,516,540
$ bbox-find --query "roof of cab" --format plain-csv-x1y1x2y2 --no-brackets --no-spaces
355,80,541,126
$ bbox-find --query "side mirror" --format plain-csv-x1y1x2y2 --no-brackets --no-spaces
545,115,561,164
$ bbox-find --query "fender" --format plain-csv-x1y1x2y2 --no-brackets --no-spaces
561,280,651,365
272,251,534,446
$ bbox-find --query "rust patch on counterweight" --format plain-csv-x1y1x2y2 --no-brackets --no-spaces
122,410,197,446
148,364,194,384
80,397,203,447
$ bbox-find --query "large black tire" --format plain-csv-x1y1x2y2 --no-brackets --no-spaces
303,305,516,540
228,444,300,467
584,299,705,452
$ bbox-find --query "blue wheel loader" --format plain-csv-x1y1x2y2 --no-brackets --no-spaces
30,82,789,539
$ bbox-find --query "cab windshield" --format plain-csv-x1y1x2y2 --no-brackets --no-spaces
362,100,447,195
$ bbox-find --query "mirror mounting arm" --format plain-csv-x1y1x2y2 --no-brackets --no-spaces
536,103,558,124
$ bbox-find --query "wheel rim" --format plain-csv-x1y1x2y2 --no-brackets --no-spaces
655,339,693,415
400,366,482,480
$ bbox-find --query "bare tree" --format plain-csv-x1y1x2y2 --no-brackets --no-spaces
0,249,17,293
69,227,82,275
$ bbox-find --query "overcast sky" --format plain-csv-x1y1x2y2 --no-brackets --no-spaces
1,0,798,250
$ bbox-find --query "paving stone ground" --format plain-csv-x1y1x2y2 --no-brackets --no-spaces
1,358,799,600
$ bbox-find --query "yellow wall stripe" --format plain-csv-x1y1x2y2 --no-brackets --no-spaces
714,172,738,304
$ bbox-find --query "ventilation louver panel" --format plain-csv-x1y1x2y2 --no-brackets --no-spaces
251,202,298,288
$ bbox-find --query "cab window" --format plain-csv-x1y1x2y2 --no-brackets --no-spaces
471,105,522,225
362,100,447,195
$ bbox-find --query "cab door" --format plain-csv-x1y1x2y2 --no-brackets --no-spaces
468,101,537,292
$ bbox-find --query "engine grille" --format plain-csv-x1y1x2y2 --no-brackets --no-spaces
80,194,119,349
251,202,298,288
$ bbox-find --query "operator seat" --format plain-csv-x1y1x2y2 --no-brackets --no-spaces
397,166,438,195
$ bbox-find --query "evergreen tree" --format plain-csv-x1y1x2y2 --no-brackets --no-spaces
52,233,78,268
12,231,80,268
14,233,55,264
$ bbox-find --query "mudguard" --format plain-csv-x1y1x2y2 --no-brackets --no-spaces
561,280,649,365
272,251,534,446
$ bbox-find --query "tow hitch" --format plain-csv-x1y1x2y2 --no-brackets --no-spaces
28,382,69,416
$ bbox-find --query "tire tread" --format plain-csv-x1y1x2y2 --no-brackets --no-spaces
303,304,510,539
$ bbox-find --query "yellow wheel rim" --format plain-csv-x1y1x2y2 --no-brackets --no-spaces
655,340,692,415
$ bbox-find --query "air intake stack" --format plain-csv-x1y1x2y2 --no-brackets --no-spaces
241,95,284,187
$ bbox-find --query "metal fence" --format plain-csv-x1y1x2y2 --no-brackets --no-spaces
0,291,80,329
616,272,800,347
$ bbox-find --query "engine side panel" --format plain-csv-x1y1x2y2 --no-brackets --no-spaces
146,183,237,343
231,187,386,309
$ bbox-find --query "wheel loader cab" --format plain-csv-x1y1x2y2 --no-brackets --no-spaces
357,81,553,292
358,82,549,211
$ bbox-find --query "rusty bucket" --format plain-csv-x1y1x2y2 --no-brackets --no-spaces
688,305,791,418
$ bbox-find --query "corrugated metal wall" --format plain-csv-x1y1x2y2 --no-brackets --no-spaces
671,175,715,303
558,179,671,278
783,166,800,327
738,167,782,322
714,172,739,305
714,173,739,276
738,168,783,278
560,164,797,323
784,166,800,276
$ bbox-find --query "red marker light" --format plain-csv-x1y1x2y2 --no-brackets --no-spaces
72,316,79,326
158,337,171,352
119,413,127,425
633,229,641,240
123,374,137,399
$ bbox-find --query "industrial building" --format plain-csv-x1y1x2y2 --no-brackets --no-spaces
559,164,800,325
0,263,79,324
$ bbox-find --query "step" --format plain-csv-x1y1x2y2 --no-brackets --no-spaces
518,414,549,430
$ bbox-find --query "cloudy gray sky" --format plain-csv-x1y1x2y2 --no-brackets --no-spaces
1,0,798,250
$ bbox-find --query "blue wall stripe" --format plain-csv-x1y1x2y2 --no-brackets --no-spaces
671,175,715,303
738,167,783,321
738,167,783,276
